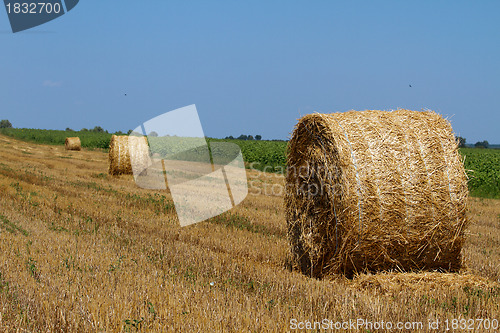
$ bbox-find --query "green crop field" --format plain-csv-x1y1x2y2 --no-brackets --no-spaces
1,128,499,199
213,139,287,172
461,148,500,199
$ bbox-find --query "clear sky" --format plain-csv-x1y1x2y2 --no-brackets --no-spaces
1,1,499,143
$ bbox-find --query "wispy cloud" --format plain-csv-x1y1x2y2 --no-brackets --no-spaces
42,80,62,87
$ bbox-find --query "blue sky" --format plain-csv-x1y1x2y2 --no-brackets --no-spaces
1,1,499,143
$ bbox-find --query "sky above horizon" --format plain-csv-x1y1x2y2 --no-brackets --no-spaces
1,1,499,143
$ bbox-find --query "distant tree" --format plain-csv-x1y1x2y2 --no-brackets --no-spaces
127,129,133,135
0,119,12,128
65,127,74,132
114,131,125,135
255,135,262,141
456,136,466,148
247,135,254,140
149,131,158,137
81,128,89,132
475,140,489,149
92,126,105,133
237,134,248,140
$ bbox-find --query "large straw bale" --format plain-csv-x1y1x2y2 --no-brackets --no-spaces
65,137,81,151
108,135,151,175
285,109,469,278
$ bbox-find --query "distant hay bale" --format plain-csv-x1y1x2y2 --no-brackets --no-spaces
285,109,469,278
65,137,81,151
108,135,151,176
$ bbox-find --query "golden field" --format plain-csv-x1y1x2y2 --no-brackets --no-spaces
0,134,498,332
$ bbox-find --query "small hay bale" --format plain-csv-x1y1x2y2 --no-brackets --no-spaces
108,135,151,175
285,109,469,278
65,137,81,151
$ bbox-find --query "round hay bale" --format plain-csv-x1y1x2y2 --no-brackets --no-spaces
108,135,151,175
65,137,81,151
350,272,497,295
285,109,469,278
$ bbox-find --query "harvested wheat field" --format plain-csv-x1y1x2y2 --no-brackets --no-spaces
0,134,499,332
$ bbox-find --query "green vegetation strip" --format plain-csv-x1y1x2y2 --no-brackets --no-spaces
211,138,287,172
2,128,500,199
0,128,112,149
0,128,287,172
460,148,500,199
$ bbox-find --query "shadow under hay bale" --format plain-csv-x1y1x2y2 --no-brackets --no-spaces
108,135,151,176
285,109,469,279
65,137,81,151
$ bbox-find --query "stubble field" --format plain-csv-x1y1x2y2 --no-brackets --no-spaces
0,134,499,332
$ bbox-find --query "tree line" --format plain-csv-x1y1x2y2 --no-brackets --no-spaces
224,134,262,141
457,136,490,149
